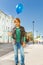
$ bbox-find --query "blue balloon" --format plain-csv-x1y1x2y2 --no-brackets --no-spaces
16,3,23,14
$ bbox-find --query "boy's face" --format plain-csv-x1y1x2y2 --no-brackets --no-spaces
14,19,20,27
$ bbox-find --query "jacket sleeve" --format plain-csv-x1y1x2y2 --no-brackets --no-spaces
11,27,16,39
22,27,26,43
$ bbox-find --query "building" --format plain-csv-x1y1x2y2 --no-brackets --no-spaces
0,10,14,43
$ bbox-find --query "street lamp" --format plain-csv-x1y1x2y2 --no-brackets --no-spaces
36,30,38,37
33,21,35,44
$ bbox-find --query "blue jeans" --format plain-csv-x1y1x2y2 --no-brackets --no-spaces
13,42,24,65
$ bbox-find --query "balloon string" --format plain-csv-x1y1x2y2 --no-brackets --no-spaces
22,0,24,3
14,14,18,18
19,0,24,4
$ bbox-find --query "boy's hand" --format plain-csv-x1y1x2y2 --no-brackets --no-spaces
8,32,12,36
22,42,26,47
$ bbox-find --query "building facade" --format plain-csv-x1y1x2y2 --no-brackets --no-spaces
0,10,14,43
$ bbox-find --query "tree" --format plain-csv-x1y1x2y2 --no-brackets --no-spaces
26,32,33,42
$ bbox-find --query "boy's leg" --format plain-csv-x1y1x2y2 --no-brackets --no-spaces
13,43,18,65
20,45,25,65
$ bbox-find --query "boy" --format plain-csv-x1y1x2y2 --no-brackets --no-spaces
8,18,26,65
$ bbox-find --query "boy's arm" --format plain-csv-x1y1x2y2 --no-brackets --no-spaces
22,27,26,47
23,27,26,42
8,28,16,44
8,27,14,36
8,32,12,36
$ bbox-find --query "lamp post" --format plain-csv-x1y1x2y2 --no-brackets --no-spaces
36,30,38,37
33,21,35,44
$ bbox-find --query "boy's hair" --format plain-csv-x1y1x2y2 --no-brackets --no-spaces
14,18,20,23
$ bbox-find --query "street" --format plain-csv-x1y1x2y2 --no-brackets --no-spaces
0,43,43,65
0,43,13,56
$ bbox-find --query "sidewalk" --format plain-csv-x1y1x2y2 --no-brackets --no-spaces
0,44,43,65
0,43,13,56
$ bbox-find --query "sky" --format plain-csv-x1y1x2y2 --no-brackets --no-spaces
0,0,43,36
